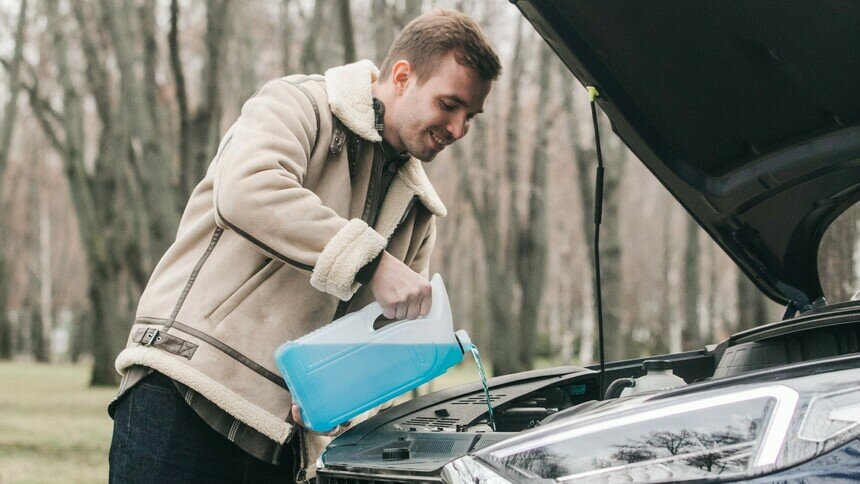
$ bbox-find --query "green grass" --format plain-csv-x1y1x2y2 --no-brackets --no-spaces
0,356,546,482
0,361,115,484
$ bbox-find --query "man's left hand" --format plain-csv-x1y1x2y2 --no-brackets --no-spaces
291,404,304,427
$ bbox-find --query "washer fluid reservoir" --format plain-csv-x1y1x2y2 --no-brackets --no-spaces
620,360,686,397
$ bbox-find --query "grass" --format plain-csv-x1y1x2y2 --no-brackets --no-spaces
0,356,507,483
0,361,115,484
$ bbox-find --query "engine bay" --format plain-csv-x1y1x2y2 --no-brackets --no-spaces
318,307,860,482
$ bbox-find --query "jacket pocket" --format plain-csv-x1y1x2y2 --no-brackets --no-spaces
206,258,283,325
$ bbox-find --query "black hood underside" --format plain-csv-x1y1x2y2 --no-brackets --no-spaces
515,0,860,306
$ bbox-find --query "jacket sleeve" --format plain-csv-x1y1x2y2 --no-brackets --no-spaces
212,79,386,301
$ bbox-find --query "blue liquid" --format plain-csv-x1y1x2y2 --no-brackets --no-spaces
469,346,496,431
274,342,465,433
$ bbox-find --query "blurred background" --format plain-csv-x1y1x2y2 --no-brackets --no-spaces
0,0,857,481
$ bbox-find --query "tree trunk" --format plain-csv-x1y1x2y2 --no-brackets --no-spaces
140,0,163,148
454,138,518,376
705,241,718,341
654,197,673,355
236,6,258,104
736,271,769,332
372,1,393,63
100,0,178,262
38,161,54,361
0,256,10,358
400,0,422,24
302,0,326,73
0,0,28,173
32,2,157,385
456,20,532,376
681,217,701,349
338,0,356,63
24,150,48,362
170,0,191,199
515,44,552,369
178,0,231,206
89,265,122,385
819,210,858,303
281,0,293,74
70,308,91,363
561,66,602,363
0,0,28,360
667,209,683,353
30,308,48,362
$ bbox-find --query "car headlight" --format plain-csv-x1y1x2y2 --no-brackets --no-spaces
442,369,860,483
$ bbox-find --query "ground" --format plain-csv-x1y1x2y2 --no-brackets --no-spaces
0,361,114,484
0,357,492,483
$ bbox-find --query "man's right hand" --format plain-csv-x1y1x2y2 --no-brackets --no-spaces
369,252,432,320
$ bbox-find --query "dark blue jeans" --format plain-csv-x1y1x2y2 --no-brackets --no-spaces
108,372,298,483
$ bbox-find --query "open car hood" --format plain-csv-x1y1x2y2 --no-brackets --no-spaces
514,0,860,307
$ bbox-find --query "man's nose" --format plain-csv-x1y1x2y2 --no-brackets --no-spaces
447,114,468,141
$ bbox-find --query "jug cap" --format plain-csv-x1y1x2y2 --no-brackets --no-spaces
454,329,472,354
642,359,673,372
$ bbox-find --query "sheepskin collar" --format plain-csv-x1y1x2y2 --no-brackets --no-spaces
324,60,447,217
325,60,382,143
397,159,447,217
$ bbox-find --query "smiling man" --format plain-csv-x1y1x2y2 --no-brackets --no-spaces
108,9,500,484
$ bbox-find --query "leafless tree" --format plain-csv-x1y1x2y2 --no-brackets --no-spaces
0,0,29,359
682,218,701,348
339,0,356,64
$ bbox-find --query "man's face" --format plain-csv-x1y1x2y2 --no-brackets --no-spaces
391,53,492,161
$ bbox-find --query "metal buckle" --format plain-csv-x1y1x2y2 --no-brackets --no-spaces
141,329,160,346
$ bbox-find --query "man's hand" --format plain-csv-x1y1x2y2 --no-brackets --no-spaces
291,404,304,428
369,252,432,320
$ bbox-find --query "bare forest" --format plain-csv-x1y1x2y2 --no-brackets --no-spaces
0,0,857,386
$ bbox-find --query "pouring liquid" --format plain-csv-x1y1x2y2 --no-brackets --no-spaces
469,346,496,431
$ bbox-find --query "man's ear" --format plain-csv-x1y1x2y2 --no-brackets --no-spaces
391,60,412,94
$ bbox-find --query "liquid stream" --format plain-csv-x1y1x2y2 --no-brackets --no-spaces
469,345,496,431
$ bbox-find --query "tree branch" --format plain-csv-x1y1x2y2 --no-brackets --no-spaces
70,2,113,130
21,78,67,156
0,0,28,177
170,0,190,195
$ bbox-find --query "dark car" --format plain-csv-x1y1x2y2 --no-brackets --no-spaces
315,1,860,482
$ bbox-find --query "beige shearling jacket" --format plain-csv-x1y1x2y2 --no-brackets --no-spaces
114,60,445,479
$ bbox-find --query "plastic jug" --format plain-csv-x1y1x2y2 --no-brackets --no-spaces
273,274,472,433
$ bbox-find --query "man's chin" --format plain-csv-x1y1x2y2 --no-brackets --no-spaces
408,145,441,162
412,151,438,162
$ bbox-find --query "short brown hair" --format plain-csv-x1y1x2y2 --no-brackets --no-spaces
379,9,501,84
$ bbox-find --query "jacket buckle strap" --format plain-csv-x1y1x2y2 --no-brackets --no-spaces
141,328,160,346
330,125,346,154
133,327,199,359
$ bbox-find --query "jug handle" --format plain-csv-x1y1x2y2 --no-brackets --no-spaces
365,274,448,332
364,302,385,332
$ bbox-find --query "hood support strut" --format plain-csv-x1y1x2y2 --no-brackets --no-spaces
588,86,608,399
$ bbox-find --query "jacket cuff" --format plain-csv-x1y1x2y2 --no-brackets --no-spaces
354,250,385,285
310,219,386,301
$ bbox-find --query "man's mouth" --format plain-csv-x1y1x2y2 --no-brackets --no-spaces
428,130,451,150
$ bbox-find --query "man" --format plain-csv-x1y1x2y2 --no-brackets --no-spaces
108,8,500,484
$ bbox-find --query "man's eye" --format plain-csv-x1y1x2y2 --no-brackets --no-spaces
439,101,455,111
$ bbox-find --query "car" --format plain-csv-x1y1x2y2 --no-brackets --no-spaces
315,1,860,482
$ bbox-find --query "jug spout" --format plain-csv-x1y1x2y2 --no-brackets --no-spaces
454,329,473,354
